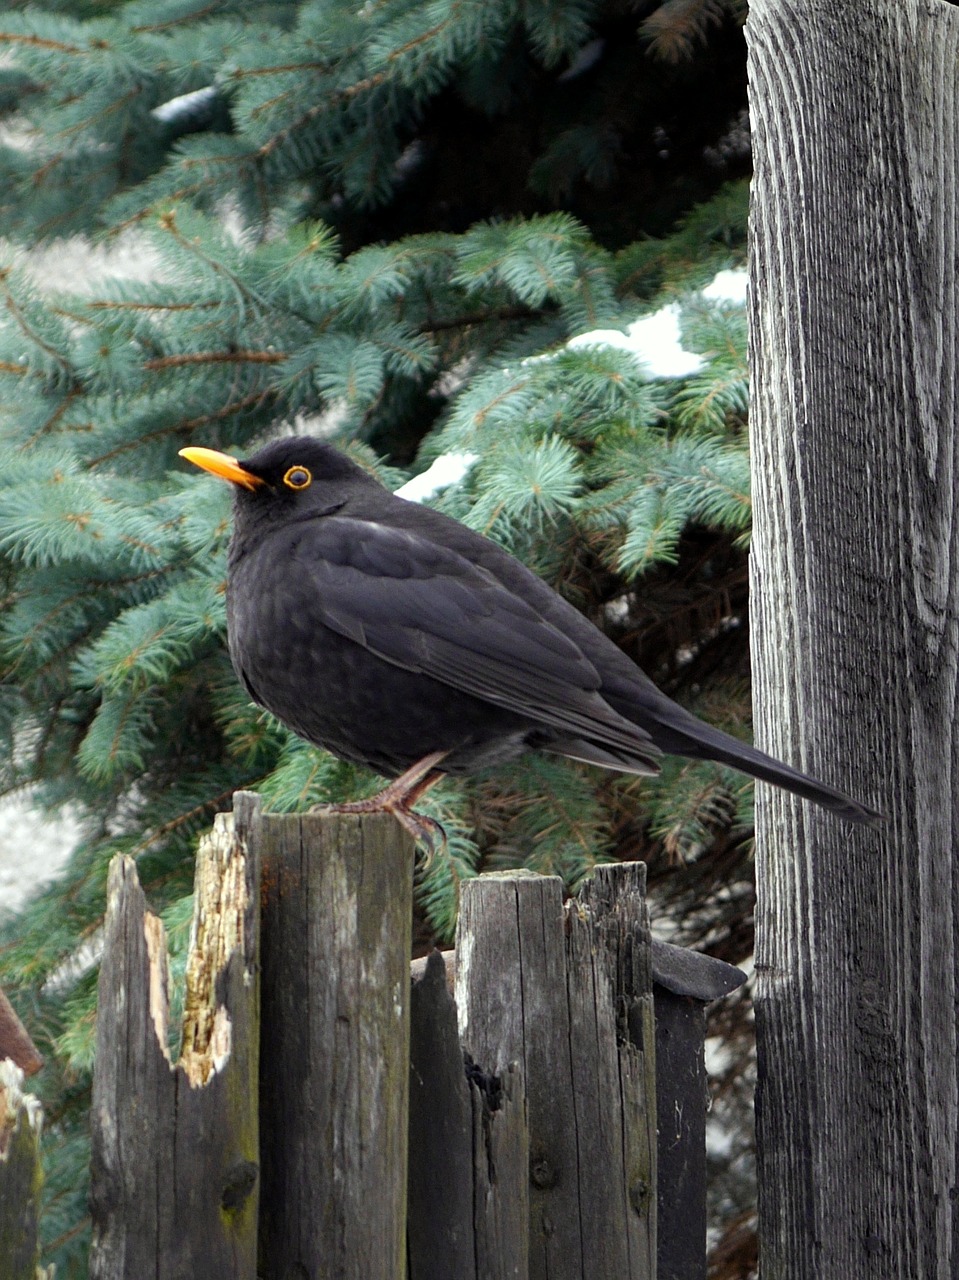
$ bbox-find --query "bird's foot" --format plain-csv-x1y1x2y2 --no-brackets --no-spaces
316,795,447,855
310,751,448,855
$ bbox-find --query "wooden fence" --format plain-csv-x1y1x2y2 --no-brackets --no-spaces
2,791,743,1280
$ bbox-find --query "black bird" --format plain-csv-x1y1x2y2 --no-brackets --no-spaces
180,436,881,837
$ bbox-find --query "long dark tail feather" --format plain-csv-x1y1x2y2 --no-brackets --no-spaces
643,702,884,828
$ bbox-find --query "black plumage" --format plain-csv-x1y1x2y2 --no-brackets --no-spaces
180,437,881,829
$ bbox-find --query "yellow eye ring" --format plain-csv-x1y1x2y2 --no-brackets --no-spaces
283,465,312,490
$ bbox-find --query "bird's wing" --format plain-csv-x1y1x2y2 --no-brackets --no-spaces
285,515,661,769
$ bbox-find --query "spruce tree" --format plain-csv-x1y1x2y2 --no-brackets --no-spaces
0,0,752,1271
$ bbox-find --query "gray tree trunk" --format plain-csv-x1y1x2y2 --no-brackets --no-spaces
747,1,959,1277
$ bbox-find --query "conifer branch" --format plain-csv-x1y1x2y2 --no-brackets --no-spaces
85,299,218,313
8,569,176,687
86,391,277,464
111,180,209,233
228,61,335,79
0,276,72,374
253,61,406,154
23,388,83,447
641,0,728,63
250,10,454,150
52,86,142,142
423,305,538,333
142,350,286,370
38,1216,92,1257
131,2,222,34
0,31,86,54
157,210,268,312
126,783,261,856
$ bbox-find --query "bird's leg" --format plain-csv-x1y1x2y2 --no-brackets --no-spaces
311,751,449,851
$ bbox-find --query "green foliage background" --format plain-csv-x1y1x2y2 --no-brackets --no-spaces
0,0,756,1270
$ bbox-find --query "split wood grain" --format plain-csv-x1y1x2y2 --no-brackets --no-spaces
89,794,260,1280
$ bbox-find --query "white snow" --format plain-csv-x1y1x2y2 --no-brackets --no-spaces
396,451,479,502
0,794,81,917
568,266,747,377
151,86,219,124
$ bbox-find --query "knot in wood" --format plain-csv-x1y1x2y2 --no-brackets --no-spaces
221,1159,259,1213
629,1176,650,1213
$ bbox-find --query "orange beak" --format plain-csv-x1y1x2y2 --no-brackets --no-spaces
178,446,264,491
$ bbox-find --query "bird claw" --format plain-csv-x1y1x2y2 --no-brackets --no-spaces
311,794,446,857
392,806,448,860
308,750,449,856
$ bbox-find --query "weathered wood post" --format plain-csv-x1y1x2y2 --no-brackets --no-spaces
408,948,528,1280
89,795,261,1279
0,989,42,1079
255,803,415,1280
747,1,959,1275
0,1061,44,1280
86,794,738,1276
453,864,658,1280
407,920,745,1280
650,941,746,1280
0,982,44,1280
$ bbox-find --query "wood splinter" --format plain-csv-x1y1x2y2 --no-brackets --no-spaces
89,795,261,1279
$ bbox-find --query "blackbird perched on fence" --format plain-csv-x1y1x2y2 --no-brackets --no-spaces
180,436,881,839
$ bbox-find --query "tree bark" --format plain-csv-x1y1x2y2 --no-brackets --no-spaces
747,2,959,1277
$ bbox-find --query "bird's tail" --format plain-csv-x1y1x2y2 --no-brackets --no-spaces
639,698,883,827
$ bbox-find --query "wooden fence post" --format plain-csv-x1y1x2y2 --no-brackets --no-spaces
407,949,474,1277
455,863,657,1280
0,1061,44,1280
89,795,261,1279
650,941,747,1280
84,794,736,1278
0,989,42,1079
256,808,415,1280
409,931,745,1280
408,948,528,1280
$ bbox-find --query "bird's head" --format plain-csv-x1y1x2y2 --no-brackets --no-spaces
179,436,377,534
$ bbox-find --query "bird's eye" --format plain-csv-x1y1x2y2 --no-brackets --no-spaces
283,466,312,490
